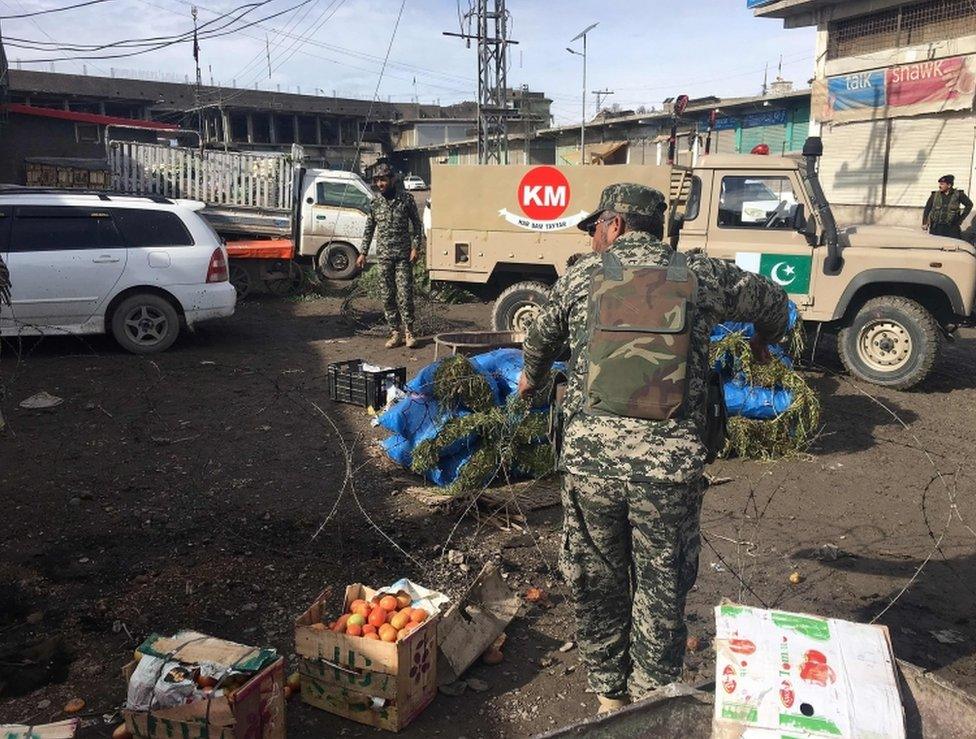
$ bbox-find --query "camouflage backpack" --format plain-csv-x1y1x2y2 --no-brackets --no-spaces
582,249,697,420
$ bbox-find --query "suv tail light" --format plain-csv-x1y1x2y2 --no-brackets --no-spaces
206,248,229,283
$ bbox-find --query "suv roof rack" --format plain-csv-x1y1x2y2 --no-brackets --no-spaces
0,187,174,205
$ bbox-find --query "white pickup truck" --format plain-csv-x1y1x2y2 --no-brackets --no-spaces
108,141,373,280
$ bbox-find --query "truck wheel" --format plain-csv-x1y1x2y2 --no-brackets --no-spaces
838,296,939,390
318,242,359,280
111,293,180,354
491,281,550,332
229,262,252,299
264,260,306,297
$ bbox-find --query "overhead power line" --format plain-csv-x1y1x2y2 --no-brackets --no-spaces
0,0,114,20
5,0,316,62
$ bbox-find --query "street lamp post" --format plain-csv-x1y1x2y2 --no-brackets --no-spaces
567,22,598,166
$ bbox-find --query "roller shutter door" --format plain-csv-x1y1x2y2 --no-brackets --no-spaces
820,120,888,205
741,124,788,155
885,113,975,207
789,109,811,152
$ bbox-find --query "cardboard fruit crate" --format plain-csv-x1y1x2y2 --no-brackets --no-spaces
121,631,285,739
295,585,438,732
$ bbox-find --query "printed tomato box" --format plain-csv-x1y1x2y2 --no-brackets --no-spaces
712,603,905,739
294,584,438,733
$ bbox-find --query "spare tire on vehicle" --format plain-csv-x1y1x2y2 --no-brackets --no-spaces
490,281,550,332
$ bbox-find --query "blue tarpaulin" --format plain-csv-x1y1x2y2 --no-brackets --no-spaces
379,349,562,488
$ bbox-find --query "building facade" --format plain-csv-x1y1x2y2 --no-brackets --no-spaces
0,70,478,185
755,0,976,227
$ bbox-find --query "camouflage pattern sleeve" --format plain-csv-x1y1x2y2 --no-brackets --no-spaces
696,256,790,343
0,253,9,307
361,199,377,257
406,194,424,249
521,274,573,388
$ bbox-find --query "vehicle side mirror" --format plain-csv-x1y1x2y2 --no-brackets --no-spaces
792,203,807,232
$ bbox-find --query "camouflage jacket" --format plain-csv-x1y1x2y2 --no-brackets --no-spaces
924,188,974,226
522,231,790,483
361,189,423,259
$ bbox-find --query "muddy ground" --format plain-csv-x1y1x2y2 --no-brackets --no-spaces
1,290,975,738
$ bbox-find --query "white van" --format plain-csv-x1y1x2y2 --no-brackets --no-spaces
0,191,236,353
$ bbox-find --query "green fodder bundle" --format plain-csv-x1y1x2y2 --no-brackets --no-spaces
410,356,556,495
709,322,820,460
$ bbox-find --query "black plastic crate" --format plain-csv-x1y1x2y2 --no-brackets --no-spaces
327,360,407,409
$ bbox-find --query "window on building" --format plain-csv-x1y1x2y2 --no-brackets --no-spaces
75,123,100,143
315,182,371,212
111,209,195,247
828,0,976,59
10,207,125,252
717,176,799,229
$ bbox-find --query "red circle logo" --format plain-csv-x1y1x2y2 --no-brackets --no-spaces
517,167,570,221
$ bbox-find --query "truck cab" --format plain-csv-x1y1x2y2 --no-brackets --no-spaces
427,140,976,389
293,168,373,280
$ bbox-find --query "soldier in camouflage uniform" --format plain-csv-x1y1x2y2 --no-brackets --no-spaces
356,163,424,348
517,183,789,713
923,174,973,240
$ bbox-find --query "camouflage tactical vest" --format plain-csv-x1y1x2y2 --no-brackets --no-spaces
930,189,962,225
583,249,696,421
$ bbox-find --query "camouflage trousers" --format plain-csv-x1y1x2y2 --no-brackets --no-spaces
560,472,706,699
379,257,415,331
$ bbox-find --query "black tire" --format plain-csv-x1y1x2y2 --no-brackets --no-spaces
229,262,252,300
837,296,939,390
491,281,550,332
317,242,360,281
110,293,181,354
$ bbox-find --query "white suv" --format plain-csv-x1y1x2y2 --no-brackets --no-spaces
0,191,236,353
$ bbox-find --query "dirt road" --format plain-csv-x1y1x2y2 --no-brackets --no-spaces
1,293,974,737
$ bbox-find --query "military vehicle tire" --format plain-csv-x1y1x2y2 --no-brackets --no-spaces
838,296,939,390
317,242,360,280
491,281,549,332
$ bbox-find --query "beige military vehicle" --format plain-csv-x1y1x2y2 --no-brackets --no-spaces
427,138,976,390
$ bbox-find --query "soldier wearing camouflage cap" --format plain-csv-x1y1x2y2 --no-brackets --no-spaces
357,163,424,348
518,182,789,713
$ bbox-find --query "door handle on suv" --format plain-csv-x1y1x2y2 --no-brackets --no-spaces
92,255,121,264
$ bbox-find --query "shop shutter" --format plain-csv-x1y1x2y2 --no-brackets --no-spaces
789,109,811,152
819,120,889,205
740,125,788,155
885,113,976,208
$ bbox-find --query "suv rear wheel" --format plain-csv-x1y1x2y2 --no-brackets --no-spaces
838,296,939,390
491,281,550,332
111,293,181,354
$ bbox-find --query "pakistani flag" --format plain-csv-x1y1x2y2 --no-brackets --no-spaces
735,252,812,294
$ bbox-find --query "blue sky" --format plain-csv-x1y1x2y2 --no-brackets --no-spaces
2,0,816,124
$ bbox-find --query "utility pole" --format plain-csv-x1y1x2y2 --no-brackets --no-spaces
444,1,519,164
521,83,530,165
192,6,202,145
593,88,614,116
567,23,598,165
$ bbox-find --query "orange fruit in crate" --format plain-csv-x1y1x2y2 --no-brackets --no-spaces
349,598,368,613
390,611,410,630
336,614,350,629
347,613,366,627
346,623,363,637
368,608,388,628
410,608,429,624
351,601,371,619
399,607,413,622
396,593,412,609
379,595,398,612
364,632,380,640
397,629,409,641
362,624,377,635
386,609,398,624
379,624,397,642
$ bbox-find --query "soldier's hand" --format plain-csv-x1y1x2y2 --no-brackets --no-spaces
749,334,774,365
410,248,418,264
517,372,535,400
355,254,366,271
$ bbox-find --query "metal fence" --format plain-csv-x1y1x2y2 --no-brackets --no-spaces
828,0,976,60
108,142,295,209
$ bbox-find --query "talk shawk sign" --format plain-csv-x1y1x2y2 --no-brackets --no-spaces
813,54,976,123
498,166,590,231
